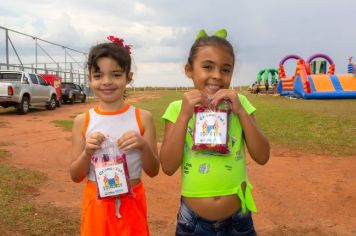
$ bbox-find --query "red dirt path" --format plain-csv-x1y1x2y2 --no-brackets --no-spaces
0,99,355,236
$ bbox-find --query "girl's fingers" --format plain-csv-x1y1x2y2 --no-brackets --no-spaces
88,144,101,150
118,136,137,148
88,138,103,146
211,90,235,106
121,143,137,151
118,131,136,142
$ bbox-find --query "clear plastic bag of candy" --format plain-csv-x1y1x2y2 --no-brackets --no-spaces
192,97,232,154
91,137,133,199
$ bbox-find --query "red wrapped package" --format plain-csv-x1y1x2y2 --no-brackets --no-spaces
91,137,133,199
192,99,231,155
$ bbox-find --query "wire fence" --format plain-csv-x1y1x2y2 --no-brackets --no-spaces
0,26,87,87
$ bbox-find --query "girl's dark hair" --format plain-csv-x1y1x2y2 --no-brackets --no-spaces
187,36,235,67
87,42,131,76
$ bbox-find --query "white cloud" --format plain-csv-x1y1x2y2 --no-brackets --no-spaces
133,62,187,87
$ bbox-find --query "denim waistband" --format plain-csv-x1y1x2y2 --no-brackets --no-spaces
180,198,248,232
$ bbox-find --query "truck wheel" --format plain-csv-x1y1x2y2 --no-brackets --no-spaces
81,95,86,103
56,98,62,107
70,96,75,104
47,96,57,110
17,96,30,115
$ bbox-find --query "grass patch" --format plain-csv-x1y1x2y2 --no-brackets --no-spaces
0,121,10,128
131,91,183,140
0,107,16,114
0,149,10,159
0,165,80,235
86,97,97,103
0,142,13,147
244,93,356,156
51,120,73,132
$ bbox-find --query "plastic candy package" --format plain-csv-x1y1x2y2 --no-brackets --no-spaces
91,137,133,199
192,98,232,154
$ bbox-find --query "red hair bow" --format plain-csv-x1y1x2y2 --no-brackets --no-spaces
107,35,132,54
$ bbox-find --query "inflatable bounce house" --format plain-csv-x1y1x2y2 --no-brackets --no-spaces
277,53,356,99
249,68,278,94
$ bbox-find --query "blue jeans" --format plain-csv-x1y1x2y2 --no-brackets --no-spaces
176,199,257,236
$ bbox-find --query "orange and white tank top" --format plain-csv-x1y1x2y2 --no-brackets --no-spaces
82,104,144,182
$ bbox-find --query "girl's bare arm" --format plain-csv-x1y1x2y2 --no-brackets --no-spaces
159,116,189,176
138,109,160,177
160,90,203,176
70,114,105,182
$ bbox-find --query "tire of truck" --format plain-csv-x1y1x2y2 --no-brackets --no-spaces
56,98,62,107
81,95,86,103
70,96,75,104
17,96,30,115
46,96,57,110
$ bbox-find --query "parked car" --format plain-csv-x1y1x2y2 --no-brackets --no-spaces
0,70,57,114
61,82,86,104
40,74,63,107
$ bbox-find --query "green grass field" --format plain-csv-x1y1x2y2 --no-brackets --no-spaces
243,92,356,156
0,151,80,235
51,120,74,132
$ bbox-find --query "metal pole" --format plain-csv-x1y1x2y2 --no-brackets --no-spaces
5,29,9,69
83,54,87,87
70,62,73,82
35,37,38,73
64,47,67,80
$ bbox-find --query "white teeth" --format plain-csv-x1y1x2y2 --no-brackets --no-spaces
101,89,114,94
205,84,221,94
207,84,220,89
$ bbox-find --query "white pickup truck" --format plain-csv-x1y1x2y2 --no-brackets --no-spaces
0,70,57,114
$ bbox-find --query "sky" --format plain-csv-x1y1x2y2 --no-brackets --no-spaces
0,0,356,87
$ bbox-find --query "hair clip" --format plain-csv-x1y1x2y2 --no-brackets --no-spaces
195,29,228,41
107,35,132,54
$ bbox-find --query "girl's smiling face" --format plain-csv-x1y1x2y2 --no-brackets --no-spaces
89,57,131,105
185,45,234,95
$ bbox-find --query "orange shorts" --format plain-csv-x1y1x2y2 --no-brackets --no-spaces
80,180,149,236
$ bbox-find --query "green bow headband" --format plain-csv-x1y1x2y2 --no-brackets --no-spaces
195,29,227,40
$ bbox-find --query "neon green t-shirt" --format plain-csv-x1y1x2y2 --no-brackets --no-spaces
162,94,257,213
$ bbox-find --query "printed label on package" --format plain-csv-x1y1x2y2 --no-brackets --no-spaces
95,163,129,198
194,111,227,145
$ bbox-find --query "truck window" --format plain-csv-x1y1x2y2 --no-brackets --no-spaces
0,72,22,82
29,74,39,84
37,75,47,86
62,83,70,88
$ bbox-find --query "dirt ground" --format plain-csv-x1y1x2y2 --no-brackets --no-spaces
0,99,355,236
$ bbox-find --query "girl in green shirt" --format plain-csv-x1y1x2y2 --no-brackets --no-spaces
160,29,270,236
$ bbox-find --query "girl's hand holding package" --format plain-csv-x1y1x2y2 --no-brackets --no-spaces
211,89,244,115
84,132,106,156
181,89,205,120
117,131,146,152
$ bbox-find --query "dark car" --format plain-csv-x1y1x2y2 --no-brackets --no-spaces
61,82,86,104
